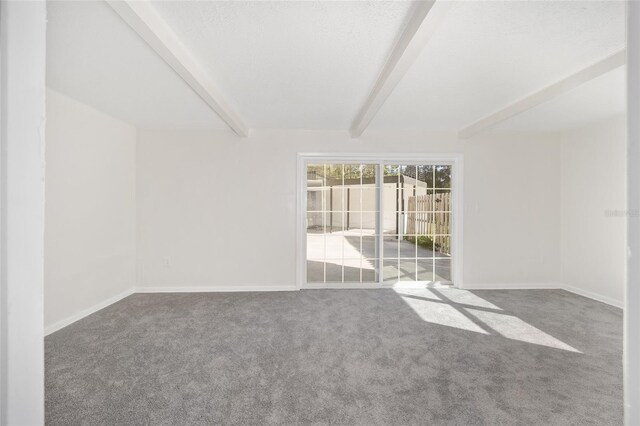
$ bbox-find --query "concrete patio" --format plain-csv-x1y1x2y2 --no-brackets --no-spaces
306,229,451,283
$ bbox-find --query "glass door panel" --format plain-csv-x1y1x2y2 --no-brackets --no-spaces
306,163,379,284
382,164,453,284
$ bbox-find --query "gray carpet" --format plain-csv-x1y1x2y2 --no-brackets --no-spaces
45,289,622,425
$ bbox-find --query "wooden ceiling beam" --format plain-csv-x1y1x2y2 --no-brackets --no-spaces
107,0,249,137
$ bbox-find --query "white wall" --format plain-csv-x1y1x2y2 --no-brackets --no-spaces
559,115,626,307
137,129,561,290
44,89,136,332
0,1,47,423
626,4,640,422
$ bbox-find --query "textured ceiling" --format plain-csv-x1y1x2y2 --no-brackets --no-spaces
46,0,626,133
494,67,625,133
149,0,416,129
369,0,626,131
46,1,228,129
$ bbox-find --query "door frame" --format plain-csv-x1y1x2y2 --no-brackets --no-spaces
296,153,464,290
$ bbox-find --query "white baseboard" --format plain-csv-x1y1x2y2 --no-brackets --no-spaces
136,285,299,293
560,284,623,309
461,283,561,290
44,282,622,335
44,288,135,336
461,282,623,309
44,285,297,335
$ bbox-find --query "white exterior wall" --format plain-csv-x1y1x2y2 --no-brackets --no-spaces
309,182,434,233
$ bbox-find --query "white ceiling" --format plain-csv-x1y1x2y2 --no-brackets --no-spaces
369,0,626,132
46,0,626,133
46,1,228,130
149,0,416,129
494,66,625,133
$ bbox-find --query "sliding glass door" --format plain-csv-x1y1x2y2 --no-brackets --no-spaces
303,158,456,287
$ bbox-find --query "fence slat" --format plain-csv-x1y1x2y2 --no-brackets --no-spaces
405,192,451,254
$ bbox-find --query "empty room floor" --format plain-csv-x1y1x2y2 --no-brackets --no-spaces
45,289,622,425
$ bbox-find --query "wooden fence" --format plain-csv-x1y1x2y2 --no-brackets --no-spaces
405,193,451,253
